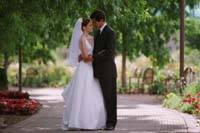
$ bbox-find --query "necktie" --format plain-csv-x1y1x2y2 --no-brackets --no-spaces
95,30,100,41
97,30,100,37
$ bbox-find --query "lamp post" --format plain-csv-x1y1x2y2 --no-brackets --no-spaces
180,0,184,94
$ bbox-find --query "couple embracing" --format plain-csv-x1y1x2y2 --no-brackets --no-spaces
61,9,117,131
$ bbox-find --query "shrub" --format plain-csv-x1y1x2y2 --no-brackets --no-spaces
153,80,165,95
163,93,182,110
8,64,72,87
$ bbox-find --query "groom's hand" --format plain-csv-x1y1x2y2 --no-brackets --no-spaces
84,55,93,62
87,55,93,62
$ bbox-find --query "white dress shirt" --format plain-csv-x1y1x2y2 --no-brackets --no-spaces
100,22,107,34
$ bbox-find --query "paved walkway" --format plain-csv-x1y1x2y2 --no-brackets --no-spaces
1,88,200,133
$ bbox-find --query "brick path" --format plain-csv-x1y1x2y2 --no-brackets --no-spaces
1,88,200,133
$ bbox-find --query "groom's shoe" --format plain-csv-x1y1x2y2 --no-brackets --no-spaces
104,125,115,130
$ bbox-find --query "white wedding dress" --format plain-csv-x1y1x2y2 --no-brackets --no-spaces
61,39,106,130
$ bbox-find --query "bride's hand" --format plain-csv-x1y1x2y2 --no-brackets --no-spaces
78,55,83,62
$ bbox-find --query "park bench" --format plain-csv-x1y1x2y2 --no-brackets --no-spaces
141,68,154,94
128,67,144,93
129,67,154,94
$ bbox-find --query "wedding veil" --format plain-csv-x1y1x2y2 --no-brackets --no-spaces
67,18,83,67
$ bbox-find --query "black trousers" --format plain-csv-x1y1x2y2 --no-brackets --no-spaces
99,77,117,127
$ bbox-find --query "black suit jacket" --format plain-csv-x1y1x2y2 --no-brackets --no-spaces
93,25,117,78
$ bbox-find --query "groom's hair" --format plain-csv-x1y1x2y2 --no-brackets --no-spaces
90,9,105,22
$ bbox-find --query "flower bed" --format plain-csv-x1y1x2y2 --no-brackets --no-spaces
182,93,200,114
163,92,200,115
0,91,40,115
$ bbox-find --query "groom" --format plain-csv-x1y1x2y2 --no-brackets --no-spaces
90,9,117,130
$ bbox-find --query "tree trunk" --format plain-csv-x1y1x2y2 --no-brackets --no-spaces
121,33,127,88
121,50,127,88
18,45,22,92
4,52,8,90
0,53,8,90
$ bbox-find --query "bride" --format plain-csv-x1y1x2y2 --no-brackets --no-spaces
61,18,106,130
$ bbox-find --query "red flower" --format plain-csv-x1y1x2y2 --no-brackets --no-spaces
182,99,188,103
186,93,191,97
191,98,196,103
195,103,199,109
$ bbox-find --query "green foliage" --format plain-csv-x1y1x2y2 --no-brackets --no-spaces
180,102,195,114
163,92,182,109
8,64,72,87
138,16,172,67
62,0,200,67
185,19,200,50
185,47,200,66
22,43,54,63
140,0,200,67
163,81,200,115
0,0,73,63
183,82,200,96
1,0,200,63
153,80,165,95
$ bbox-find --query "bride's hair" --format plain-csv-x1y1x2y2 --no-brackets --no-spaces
81,18,90,31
